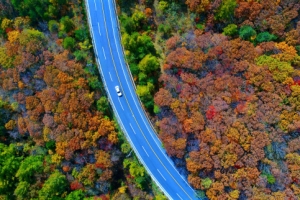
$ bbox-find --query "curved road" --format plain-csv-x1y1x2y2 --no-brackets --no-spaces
85,0,199,199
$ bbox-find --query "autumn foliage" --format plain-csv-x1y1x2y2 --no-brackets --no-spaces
154,2,300,196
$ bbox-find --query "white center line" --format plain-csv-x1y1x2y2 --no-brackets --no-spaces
176,193,183,200
129,123,137,135
118,97,124,110
109,72,113,81
157,169,166,181
102,47,106,59
142,146,149,157
93,0,97,10
97,22,101,36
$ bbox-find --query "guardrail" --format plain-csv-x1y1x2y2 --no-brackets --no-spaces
83,1,172,199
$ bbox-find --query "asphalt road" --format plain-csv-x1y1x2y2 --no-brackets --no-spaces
85,0,199,199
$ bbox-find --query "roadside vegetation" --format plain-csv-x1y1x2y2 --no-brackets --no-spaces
0,0,165,199
118,0,300,199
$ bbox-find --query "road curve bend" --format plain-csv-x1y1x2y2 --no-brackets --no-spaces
84,0,200,199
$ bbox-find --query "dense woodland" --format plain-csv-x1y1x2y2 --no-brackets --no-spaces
0,0,165,199
118,0,300,199
1,0,300,199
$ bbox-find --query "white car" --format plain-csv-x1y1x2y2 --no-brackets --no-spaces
115,85,122,97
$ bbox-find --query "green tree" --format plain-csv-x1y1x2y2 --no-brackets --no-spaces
65,190,85,200
0,143,23,196
223,24,238,36
136,34,156,59
255,32,277,44
0,47,14,69
121,14,135,34
201,177,212,189
16,155,43,182
39,170,68,199
45,140,56,151
11,0,50,21
122,32,156,62
138,54,160,73
58,30,67,39
14,181,30,199
138,72,148,85
59,16,75,33
121,142,131,154
158,24,172,37
261,173,276,184
11,102,19,111
256,55,294,82
153,104,160,114
88,76,102,90
75,28,89,42
128,63,139,77
19,29,46,46
158,1,168,12
96,96,109,113
136,82,154,110
123,158,149,189
239,25,256,41
214,0,237,21
131,9,146,30
63,37,76,50
135,176,148,190
123,158,145,177
74,50,88,61
295,45,300,56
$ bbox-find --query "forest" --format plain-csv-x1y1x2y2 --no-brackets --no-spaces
0,0,165,199
1,0,300,199
118,0,300,199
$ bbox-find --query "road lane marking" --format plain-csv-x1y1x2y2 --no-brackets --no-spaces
97,22,101,36
118,97,124,110
109,72,113,81
99,1,194,199
86,1,186,199
102,47,106,59
142,146,149,157
107,1,196,194
106,0,173,166
93,0,97,10
157,169,166,181
176,193,183,200
129,123,137,135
